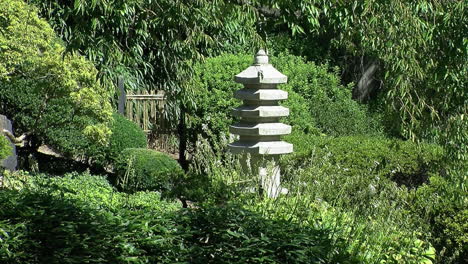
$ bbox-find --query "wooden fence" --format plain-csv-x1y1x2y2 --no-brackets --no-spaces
120,89,178,155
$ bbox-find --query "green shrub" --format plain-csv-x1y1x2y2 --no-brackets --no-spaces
189,54,379,146
0,135,12,161
0,172,181,264
280,133,460,263
172,135,248,203
115,148,183,193
108,113,147,162
271,53,383,137
0,0,112,158
246,196,436,264
179,204,355,263
284,133,444,188
0,172,356,264
189,52,382,146
411,170,468,263
88,112,147,167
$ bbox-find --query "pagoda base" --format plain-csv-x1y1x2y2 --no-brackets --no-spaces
241,155,288,198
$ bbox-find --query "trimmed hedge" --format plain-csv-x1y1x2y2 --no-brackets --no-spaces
108,113,147,163
115,148,183,193
90,112,147,166
33,112,146,174
284,133,444,187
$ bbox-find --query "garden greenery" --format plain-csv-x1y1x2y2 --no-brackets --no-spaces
89,112,147,167
0,1,465,263
115,148,183,194
0,0,112,157
0,172,356,264
0,136,12,161
188,52,381,146
259,0,467,163
30,0,262,120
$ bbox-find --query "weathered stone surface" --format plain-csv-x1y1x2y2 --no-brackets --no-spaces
232,106,289,118
234,50,287,85
229,123,291,136
234,89,288,101
229,50,293,198
228,141,293,155
0,115,17,171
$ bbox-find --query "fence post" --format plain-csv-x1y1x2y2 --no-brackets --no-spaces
118,76,126,115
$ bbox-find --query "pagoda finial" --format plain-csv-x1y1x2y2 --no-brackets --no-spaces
254,49,268,65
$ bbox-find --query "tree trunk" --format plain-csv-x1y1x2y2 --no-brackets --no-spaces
178,105,188,171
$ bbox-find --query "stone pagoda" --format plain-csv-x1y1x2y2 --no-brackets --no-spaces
228,49,293,198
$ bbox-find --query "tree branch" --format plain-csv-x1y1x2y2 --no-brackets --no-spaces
2,129,29,147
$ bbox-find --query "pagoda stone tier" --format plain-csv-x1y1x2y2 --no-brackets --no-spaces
228,49,293,198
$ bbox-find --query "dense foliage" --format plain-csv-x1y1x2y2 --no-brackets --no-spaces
411,172,468,262
258,0,467,162
284,133,443,187
271,54,383,136
115,148,183,193
182,137,438,263
0,1,465,263
30,0,467,163
0,136,12,161
91,112,147,166
30,0,261,111
0,172,356,264
189,52,381,146
279,133,466,263
0,0,112,157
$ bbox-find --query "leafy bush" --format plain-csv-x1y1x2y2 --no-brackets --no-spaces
270,53,383,137
284,133,444,188
410,169,468,263
0,0,112,157
36,113,147,174
246,195,436,264
0,172,180,264
172,133,437,263
0,172,357,264
178,204,355,263
108,113,147,161
189,52,382,147
86,112,147,167
172,134,248,203
115,148,183,193
280,133,463,263
0,135,12,161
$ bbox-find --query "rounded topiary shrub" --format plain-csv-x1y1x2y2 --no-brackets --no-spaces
188,53,319,147
115,148,183,193
107,112,147,163
83,112,146,168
